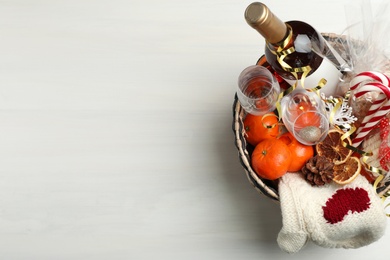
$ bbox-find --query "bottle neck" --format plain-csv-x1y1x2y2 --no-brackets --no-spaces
245,2,287,44
267,24,293,52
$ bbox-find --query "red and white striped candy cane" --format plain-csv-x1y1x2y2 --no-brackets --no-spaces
351,72,390,135
350,71,390,90
354,82,390,135
350,71,390,147
352,100,390,146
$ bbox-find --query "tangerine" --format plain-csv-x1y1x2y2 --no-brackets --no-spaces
279,132,314,172
251,138,292,180
243,112,279,146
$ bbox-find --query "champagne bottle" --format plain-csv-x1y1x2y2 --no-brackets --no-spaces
245,2,342,96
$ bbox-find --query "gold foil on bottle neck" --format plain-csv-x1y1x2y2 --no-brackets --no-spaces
245,2,287,44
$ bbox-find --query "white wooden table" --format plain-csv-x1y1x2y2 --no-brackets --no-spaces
0,0,388,258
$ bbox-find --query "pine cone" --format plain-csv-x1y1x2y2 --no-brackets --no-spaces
302,155,334,186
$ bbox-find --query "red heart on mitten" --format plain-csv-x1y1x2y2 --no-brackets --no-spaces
322,188,371,224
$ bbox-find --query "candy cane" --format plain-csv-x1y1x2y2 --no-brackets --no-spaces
350,71,390,90
349,71,390,146
354,82,390,134
353,83,390,98
352,100,390,146
356,97,389,130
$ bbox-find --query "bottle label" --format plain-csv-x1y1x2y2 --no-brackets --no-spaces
283,58,342,97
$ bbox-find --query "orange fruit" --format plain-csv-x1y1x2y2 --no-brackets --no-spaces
279,132,314,172
333,156,361,184
251,138,292,180
316,129,353,165
243,112,279,146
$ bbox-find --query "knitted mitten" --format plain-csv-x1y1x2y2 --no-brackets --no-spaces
277,172,387,253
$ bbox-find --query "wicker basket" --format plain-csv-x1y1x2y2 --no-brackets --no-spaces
232,34,390,201
233,93,280,200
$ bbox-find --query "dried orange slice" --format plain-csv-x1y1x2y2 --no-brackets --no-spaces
332,156,361,185
316,129,353,165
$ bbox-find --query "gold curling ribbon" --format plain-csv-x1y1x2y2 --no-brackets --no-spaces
275,85,295,119
309,78,327,96
379,181,390,217
382,189,390,199
330,101,342,125
243,114,281,140
335,124,376,162
261,113,280,129
274,74,309,122
374,174,384,195
266,24,312,89
380,183,390,217
384,203,390,218
362,155,387,176
275,97,283,122
275,48,295,70
275,48,312,89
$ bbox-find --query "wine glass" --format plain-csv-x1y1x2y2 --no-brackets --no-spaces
280,88,329,145
237,65,281,116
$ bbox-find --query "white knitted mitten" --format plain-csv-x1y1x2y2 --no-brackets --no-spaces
277,172,387,253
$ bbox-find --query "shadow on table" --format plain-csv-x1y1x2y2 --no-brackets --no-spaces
212,108,283,250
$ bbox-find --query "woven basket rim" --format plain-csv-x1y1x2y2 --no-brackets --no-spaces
232,93,279,201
